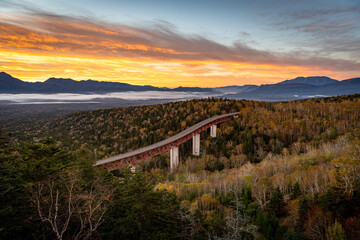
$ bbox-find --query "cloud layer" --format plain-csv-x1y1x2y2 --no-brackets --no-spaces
0,3,359,86
0,91,219,103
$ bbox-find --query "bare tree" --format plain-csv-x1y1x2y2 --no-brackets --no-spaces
74,177,113,240
179,206,198,239
304,207,331,240
28,170,113,240
210,189,259,240
252,177,271,209
330,158,360,197
29,178,77,240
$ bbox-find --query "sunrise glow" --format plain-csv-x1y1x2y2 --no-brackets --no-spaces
0,0,359,87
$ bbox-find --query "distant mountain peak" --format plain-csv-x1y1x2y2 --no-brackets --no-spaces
45,77,77,83
0,72,16,79
278,76,338,86
0,71,11,76
0,72,23,83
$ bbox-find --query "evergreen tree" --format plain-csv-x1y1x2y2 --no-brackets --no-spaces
297,198,309,232
283,230,310,240
291,182,301,199
269,187,286,217
101,169,182,239
0,137,72,239
255,209,283,240
326,221,346,240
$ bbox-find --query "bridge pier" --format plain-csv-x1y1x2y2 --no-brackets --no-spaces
193,134,200,156
210,125,217,137
170,146,179,171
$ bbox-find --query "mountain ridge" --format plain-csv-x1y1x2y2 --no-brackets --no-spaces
277,76,338,85
1,72,360,100
226,78,360,101
0,72,217,93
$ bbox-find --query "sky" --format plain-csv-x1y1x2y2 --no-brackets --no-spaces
0,0,359,87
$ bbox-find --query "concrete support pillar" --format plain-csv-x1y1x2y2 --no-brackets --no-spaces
170,146,179,171
210,125,217,137
192,134,200,156
131,165,136,173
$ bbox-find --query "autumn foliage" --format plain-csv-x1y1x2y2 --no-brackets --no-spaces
1,94,360,239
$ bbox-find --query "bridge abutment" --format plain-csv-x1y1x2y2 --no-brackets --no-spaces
170,146,179,171
210,125,217,137
192,134,200,156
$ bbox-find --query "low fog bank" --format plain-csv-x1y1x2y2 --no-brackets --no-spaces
0,91,220,104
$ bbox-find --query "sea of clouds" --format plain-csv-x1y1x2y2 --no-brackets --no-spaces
0,91,221,104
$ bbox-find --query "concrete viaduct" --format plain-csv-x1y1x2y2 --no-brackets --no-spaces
94,112,239,171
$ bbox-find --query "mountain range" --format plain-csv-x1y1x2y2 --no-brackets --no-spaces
226,76,360,101
1,72,360,101
0,72,214,93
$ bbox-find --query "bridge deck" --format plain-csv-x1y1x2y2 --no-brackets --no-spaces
95,112,239,169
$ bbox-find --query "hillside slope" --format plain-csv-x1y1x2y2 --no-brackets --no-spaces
17,95,360,164
2,95,360,240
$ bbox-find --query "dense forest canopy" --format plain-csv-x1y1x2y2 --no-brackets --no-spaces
1,94,360,239
15,95,360,163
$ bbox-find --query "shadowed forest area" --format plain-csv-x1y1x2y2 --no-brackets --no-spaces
1,95,360,239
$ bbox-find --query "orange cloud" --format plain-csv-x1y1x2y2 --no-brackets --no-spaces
0,10,359,87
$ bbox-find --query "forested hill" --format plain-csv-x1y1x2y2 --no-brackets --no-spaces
2,94,360,240
25,94,360,163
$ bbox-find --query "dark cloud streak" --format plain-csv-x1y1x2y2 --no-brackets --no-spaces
268,4,360,59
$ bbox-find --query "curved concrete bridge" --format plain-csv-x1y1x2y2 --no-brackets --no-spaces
95,112,239,171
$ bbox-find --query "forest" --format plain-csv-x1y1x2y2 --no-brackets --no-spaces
1,94,360,240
